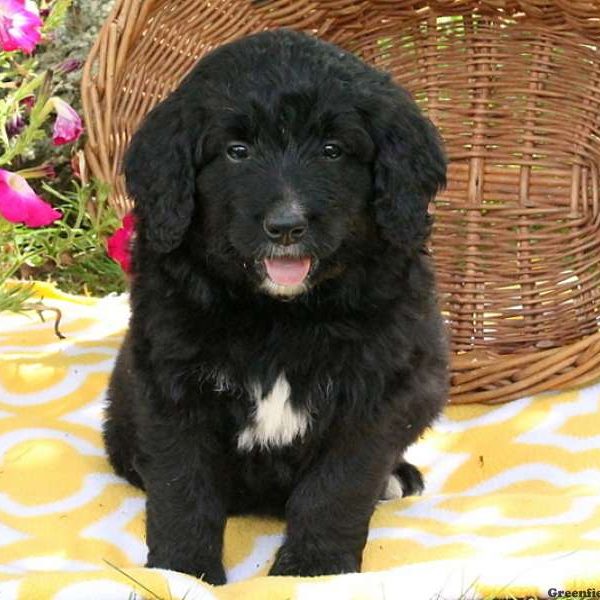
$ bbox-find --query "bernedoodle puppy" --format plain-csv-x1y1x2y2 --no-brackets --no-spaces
104,28,449,584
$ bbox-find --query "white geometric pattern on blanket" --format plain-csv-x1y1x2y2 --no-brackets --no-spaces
0,472,121,517
226,535,284,582
0,580,20,600
1,557,102,573
0,428,105,457
396,382,600,546
433,395,534,433
516,385,600,451
0,359,116,406
367,527,548,553
0,523,29,548
80,497,147,564
61,394,106,430
399,494,600,527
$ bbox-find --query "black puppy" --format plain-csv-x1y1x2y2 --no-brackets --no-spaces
104,28,448,584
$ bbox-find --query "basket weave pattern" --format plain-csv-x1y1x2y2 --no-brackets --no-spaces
82,0,600,403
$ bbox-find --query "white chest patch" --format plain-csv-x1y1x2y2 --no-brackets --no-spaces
237,372,310,451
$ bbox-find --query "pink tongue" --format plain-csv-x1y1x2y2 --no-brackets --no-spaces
264,257,311,286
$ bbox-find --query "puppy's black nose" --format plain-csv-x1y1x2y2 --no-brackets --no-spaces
263,210,308,245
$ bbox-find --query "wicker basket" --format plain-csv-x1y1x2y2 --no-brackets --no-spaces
82,0,600,404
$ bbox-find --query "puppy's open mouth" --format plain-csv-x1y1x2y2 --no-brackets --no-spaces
264,257,311,287
258,255,315,298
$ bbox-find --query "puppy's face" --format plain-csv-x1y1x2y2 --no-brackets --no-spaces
196,98,375,298
125,31,447,300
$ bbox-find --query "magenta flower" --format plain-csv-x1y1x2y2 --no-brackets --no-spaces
20,95,35,109
107,213,136,274
0,0,42,54
50,97,83,145
0,169,61,227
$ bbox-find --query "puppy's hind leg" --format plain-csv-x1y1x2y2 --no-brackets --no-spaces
103,410,144,490
103,335,145,490
381,461,424,500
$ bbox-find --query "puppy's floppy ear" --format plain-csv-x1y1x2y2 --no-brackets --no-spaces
124,95,200,253
366,88,446,249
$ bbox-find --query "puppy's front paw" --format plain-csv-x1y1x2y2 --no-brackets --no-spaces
146,552,226,585
269,544,359,577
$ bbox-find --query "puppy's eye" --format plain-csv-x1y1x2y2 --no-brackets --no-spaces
322,142,343,160
226,143,250,161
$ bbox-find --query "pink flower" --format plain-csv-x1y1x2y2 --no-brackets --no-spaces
0,0,42,54
20,95,35,109
0,169,61,227
107,212,136,274
39,162,56,179
50,97,83,145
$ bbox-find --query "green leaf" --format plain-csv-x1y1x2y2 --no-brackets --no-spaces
0,282,36,313
42,0,74,33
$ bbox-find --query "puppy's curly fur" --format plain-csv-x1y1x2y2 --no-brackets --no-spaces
104,29,449,584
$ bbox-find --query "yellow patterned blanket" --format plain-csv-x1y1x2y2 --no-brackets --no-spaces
1,283,599,600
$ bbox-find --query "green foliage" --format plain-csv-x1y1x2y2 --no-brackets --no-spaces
42,0,75,34
37,0,116,116
0,281,35,313
1,0,125,314
1,179,127,298
0,71,53,167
